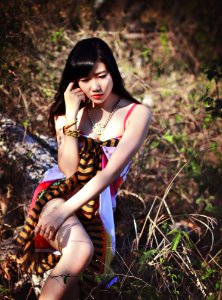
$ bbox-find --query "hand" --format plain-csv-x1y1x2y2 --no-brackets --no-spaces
34,207,66,240
64,82,86,117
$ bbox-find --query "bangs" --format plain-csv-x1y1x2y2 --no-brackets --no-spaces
67,44,99,80
71,61,96,79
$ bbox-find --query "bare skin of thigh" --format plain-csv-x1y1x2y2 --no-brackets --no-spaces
38,198,94,300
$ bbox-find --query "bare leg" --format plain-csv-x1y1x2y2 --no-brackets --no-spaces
38,198,94,300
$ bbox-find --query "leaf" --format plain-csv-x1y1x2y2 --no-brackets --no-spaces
163,133,174,144
21,119,30,129
139,249,157,264
175,114,183,123
150,140,160,149
138,249,157,272
167,229,178,235
171,231,182,251
198,88,209,102
210,141,218,152
181,230,190,242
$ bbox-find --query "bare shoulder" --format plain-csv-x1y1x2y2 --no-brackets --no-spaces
133,103,152,119
119,98,151,116
129,104,152,132
120,97,152,127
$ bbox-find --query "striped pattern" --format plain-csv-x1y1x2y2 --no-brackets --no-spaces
16,136,119,276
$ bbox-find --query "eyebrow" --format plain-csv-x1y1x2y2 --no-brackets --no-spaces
80,70,107,79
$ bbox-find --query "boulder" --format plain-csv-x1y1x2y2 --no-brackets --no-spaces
0,113,57,234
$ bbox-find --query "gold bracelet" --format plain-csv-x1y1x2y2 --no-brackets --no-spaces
63,126,79,136
64,129,80,138
63,119,78,132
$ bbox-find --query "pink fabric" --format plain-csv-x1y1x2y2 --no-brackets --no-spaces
102,153,108,169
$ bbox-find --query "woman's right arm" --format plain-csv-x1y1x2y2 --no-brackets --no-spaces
55,82,86,178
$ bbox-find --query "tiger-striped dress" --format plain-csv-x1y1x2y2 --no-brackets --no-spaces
16,134,131,294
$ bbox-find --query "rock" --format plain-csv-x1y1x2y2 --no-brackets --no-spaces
0,113,57,227
0,114,59,298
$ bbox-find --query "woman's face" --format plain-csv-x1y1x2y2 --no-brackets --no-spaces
77,61,114,105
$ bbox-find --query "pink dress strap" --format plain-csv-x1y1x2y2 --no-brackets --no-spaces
123,103,138,130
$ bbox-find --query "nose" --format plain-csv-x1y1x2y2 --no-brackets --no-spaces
91,78,101,92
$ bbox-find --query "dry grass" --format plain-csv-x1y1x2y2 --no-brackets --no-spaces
1,1,222,299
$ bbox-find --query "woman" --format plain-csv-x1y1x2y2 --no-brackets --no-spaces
17,37,151,299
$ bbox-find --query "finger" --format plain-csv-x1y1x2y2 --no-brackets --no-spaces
34,224,41,236
48,231,55,241
43,231,50,239
72,88,83,94
75,91,86,101
49,226,57,239
65,82,75,92
39,227,46,237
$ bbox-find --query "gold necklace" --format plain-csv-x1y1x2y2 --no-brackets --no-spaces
87,99,120,136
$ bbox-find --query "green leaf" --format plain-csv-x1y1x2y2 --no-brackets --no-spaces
171,231,182,251
199,88,209,102
175,114,183,123
163,133,174,144
211,141,218,152
150,140,160,149
167,228,178,235
139,249,157,265
21,119,30,129
181,230,190,242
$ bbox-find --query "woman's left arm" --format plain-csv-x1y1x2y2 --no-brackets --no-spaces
35,105,151,238
62,105,151,212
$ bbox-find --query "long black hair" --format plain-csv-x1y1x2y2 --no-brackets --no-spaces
48,37,139,133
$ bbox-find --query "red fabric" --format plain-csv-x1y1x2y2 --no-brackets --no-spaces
34,234,51,249
110,177,123,197
29,180,56,249
123,103,138,130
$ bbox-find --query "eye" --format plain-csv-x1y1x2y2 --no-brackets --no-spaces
80,78,89,83
98,74,107,78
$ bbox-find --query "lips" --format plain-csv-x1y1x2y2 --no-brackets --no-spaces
92,94,103,99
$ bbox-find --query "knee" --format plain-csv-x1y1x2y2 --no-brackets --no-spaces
63,240,94,274
40,198,65,217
